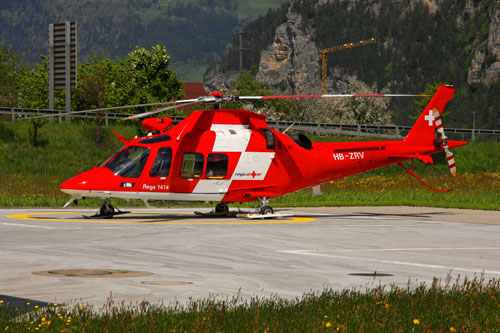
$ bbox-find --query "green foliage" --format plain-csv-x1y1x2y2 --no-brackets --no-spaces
218,0,499,129
74,45,183,113
0,46,22,107
128,44,183,103
14,56,65,110
411,81,451,121
228,72,296,119
1,0,273,80
3,43,183,113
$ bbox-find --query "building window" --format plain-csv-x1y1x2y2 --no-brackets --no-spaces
149,147,172,177
206,153,228,179
180,153,204,179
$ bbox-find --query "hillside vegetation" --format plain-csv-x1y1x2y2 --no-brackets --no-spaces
216,0,500,129
0,0,285,80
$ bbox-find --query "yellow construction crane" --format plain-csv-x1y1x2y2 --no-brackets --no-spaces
321,38,376,94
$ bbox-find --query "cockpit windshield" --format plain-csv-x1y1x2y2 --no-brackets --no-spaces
105,146,150,178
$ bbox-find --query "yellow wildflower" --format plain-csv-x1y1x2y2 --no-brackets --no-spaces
450,327,456,332
326,322,332,328
413,319,420,325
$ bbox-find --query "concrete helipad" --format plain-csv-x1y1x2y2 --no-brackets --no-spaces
0,206,499,309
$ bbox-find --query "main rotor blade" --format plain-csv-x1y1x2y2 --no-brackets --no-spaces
238,93,430,100
123,99,209,120
21,100,184,120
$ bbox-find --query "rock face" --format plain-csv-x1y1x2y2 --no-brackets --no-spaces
256,7,321,94
468,3,500,85
205,0,499,92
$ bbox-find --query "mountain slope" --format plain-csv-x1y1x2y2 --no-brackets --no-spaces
0,0,286,80
208,0,500,129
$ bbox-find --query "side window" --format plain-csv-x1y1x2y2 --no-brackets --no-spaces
262,129,275,150
180,153,204,179
149,147,172,177
206,153,228,179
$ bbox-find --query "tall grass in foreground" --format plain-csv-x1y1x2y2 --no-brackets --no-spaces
1,275,499,331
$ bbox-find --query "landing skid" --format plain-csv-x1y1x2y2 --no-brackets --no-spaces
83,209,130,219
194,210,241,218
83,201,130,219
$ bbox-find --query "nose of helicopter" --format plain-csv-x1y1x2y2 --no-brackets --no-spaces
60,167,110,194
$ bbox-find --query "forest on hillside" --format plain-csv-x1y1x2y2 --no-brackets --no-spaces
0,0,239,79
216,0,500,129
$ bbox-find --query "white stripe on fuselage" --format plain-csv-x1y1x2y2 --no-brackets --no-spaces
193,124,275,196
211,124,251,152
231,152,275,180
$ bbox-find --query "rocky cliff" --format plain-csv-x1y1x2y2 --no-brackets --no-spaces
256,7,321,94
468,2,500,85
206,0,500,92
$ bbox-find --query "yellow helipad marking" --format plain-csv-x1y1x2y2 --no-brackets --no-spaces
6,211,316,225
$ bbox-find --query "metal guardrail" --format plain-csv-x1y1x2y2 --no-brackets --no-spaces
1,107,498,142
0,107,130,127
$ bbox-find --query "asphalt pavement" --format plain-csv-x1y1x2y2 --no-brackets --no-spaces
0,206,499,309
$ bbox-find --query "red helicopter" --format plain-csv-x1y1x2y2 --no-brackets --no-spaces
60,85,466,218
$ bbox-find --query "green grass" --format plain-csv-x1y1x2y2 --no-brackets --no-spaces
1,275,499,331
0,121,498,209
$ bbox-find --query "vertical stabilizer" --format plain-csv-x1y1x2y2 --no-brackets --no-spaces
404,85,455,145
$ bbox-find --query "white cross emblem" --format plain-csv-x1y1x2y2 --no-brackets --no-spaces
424,110,434,126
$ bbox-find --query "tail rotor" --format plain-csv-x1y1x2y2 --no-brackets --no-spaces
433,108,457,177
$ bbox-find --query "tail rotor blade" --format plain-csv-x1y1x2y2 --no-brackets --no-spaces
433,108,445,138
444,147,457,177
433,108,457,176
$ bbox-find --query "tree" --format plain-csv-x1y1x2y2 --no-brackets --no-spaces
127,44,183,105
73,44,183,113
15,56,65,110
413,81,450,121
229,72,296,121
0,46,21,107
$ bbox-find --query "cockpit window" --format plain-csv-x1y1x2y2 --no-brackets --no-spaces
105,146,150,178
150,147,172,177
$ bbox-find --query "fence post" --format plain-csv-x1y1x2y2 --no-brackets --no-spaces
105,112,109,128
11,108,15,122
357,124,361,139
